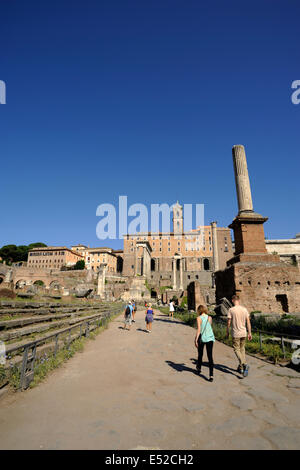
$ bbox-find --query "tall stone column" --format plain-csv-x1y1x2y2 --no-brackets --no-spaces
229,144,268,257
143,246,150,278
134,246,138,276
232,145,254,214
179,258,183,290
173,258,177,289
210,221,219,272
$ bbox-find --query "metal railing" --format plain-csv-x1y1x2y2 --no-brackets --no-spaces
213,316,300,360
5,305,123,390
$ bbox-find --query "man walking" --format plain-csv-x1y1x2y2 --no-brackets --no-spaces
227,294,252,377
124,301,133,331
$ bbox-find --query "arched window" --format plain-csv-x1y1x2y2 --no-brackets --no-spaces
203,258,210,271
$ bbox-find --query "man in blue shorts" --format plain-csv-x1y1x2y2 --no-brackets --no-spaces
124,301,133,330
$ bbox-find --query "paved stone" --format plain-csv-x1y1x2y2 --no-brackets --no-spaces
275,403,300,425
209,415,263,436
270,368,300,378
183,403,205,413
247,385,290,404
251,409,286,427
263,427,300,450
230,393,256,411
0,308,299,450
226,435,273,450
287,378,300,389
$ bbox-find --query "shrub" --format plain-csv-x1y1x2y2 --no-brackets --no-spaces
74,260,85,270
0,288,16,299
180,296,188,309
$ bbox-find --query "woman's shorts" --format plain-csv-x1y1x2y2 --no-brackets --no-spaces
145,314,153,324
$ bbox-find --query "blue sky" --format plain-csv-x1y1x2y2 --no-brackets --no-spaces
1,0,299,250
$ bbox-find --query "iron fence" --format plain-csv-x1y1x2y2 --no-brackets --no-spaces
3,304,123,390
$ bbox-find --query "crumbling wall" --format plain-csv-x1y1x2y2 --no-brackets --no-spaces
216,261,300,314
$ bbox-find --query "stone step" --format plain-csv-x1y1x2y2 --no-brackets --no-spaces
0,305,102,317
4,308,122,356
0,301,105,309
4,319,105,370
0,311,83,330
0,310,112,342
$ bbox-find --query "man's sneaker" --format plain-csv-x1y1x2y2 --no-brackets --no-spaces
209,377,214,382
243,364,249,377
237,365,244,374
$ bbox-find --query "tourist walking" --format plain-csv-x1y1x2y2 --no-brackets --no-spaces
145,303,154,333
194,305,215,382
169,300,175,319
132,299,137,323
123,301,133,330
227,294,252,377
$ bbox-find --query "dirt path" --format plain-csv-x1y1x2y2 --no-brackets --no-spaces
0,308,300,450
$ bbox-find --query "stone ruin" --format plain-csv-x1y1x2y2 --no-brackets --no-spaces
215,145,300,314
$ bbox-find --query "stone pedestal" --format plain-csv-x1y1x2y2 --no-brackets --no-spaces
229,213,269,256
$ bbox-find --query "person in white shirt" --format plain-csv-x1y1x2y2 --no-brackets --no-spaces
169,300,175,319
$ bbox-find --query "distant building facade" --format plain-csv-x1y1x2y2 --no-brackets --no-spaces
71,244,118,273
27,246,84,270
122,202,233,290
266,234,300,265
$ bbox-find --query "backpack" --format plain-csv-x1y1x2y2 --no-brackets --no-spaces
125,305,131,317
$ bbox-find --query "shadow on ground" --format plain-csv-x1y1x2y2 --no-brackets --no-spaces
136,328,149,334
166,359,243,380
154,317,187,325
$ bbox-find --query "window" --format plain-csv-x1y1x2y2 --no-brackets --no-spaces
203,259,210,271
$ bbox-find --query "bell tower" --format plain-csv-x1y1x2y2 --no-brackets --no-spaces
173,201,183,236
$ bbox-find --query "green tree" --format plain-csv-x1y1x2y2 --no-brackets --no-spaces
0,242,47,264
74,260,85,270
